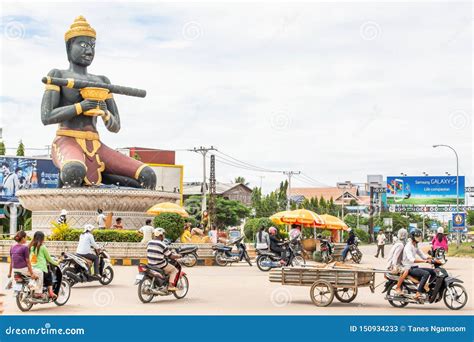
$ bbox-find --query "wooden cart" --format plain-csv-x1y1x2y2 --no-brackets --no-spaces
269,265,375,307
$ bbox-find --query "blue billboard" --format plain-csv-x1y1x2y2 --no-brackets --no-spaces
386,176,465,205
0,156,59,203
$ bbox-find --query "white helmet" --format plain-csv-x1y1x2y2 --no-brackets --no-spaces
153,228,165,237
83,224,95,232
60,209,68,216
347,228,352,232
397,228,408,241
437,227,444,234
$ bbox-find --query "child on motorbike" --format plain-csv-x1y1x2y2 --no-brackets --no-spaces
7,231,38,283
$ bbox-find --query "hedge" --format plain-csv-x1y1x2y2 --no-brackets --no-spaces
49,223,142,242
244,218,287,242
153,213,185,242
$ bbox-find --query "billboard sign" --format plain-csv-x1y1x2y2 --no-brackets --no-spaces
148,164,183,204
386,176,465,205
0,156,59,203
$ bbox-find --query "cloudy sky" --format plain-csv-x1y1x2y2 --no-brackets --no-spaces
0,1,472,192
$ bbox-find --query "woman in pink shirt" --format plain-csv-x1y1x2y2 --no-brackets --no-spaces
431,227,448,252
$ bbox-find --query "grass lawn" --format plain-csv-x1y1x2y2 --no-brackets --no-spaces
447,242,474,258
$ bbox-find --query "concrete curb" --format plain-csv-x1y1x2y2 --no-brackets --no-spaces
1,256,219,266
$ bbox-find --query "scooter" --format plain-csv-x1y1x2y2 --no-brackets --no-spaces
135,259,189,303
319,238,334,263
164,240,199,267
429,247,447,265
383,260,468,310
61,243,114,286
13,264,71,312
212,236,252,266
348,239,362,263
256,237,305,272
173,245,199,267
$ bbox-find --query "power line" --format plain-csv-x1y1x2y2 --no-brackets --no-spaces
215,150,282,173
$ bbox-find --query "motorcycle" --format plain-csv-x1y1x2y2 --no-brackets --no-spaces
348,239,362,263
135,259,189,303
383,261,468,310
61,243,114,286
212,236,252,266
429,247,447,265
320,238,334,264
164,240,199,267
13,264,71,312
256,237,306,272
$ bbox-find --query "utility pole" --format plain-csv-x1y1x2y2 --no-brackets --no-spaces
259,175,265,189
208,154,217,230
283,171,301,210
190,146,216,214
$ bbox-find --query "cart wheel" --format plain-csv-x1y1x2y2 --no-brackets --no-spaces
310,280,335,307
335,287,358,303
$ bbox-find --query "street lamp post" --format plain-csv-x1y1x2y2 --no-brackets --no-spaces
433,144,460,246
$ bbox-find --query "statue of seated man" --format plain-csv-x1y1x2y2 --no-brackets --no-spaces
41,16,156,189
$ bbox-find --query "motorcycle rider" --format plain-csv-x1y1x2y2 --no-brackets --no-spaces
402,228,435,300
386,228,409,294
255,226,270,250
29,231,59,299
431,227,448,254
76,224,101,279
268,227,286,265
147,228,181,292
341,228,356,262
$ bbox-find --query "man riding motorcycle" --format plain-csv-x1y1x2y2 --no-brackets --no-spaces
402,228,434,300
268,227,286,265
147,228,181,292
341,228,356,262
76,224,100,279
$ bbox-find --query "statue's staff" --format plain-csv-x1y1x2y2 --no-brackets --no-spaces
42,76,147,98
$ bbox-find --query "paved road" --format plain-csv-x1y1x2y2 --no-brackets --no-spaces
1,244,472,315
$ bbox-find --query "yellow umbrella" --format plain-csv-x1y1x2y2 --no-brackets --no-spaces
280,209,325,226
269,211,293,225
147,202,189,217
319,214,349,230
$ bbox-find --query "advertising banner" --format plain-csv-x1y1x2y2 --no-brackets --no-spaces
386,176,465,205
0,156,59,203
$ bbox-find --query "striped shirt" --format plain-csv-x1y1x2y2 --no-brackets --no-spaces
146,240,171,268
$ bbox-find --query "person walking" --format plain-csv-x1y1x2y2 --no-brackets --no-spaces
375,230,387,258
138,219,154,244
97,209,106,229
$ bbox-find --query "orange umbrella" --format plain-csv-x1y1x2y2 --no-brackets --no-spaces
147,202,189,217
319,214,348,230
280,209,325,226
269,211,292,225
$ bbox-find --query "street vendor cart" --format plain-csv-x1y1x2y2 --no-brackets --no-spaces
269,264,375,307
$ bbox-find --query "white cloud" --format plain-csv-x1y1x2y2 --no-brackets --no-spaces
0,1,471,191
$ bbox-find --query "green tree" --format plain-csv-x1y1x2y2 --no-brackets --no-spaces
214,197,250,229
153,213,185,242
466,211,474,226
16,140,25,156
132,152,141,161
244,217,276,242
0,141,5,155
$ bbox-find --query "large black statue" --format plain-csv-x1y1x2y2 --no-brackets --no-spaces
41,16,156,189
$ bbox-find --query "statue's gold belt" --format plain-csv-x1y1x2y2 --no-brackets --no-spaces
56,129,99,141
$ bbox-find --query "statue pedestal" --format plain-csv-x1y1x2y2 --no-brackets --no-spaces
17,188,181,233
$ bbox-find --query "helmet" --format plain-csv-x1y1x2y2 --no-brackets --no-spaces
347,228,352,232
437,227,444,234
268,227,277,234
410,228,423,242
60,209,68,216
83,224,94,232
153,228,165,237
397,228,407,241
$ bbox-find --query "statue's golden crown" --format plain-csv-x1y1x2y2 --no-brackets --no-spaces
64,15,96,41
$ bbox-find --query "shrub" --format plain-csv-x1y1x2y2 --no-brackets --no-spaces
153,213,185,242
49,225,142,242
244,218,276,242
355,228,369,243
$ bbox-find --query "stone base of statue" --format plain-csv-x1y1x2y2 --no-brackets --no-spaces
17,188,181,233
